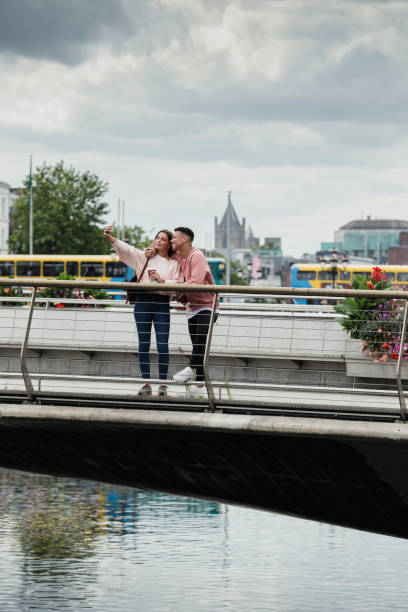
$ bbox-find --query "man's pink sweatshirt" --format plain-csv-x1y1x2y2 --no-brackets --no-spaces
174,249,219,313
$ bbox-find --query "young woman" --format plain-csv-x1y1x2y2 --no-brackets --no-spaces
104,226,181,397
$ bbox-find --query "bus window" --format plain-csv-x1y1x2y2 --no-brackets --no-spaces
339,271,350,280
218,263,225,284
297,271,316,280
106,262,127,278
318,270,336,280
43,261,64,277
0,261,14,276
17,261,41,276
353,271,370,279
81,262,103,277
66,261,78,276
397,272,408,282
386,272,395,281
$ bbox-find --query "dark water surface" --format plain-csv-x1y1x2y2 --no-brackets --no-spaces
0,469,407,611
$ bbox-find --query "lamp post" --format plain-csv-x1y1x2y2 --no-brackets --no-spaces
247,260,252,283
226,191,232,285
329,248,339,289
320,248,349,289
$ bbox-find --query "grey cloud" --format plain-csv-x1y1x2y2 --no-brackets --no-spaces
0,114,394,170
1,0,408,171
0,0,135,64
140,46,407,125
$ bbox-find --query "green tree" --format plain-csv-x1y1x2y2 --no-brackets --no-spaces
210,251,249,285
230,259,249,285
10,161,110,254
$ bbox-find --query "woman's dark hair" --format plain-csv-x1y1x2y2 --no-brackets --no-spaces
155,229,173,257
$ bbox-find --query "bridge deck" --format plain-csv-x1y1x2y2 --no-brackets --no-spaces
0,372,401,420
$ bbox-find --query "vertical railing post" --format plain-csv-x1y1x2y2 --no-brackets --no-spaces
20,286,37,401
203,293,218,412
396,299,408,422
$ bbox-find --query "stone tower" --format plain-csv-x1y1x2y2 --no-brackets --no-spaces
214,195,246,249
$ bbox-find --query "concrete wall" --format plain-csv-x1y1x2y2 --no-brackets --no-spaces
0,306,347,358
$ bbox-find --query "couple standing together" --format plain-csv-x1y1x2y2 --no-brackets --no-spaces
104,225,218,398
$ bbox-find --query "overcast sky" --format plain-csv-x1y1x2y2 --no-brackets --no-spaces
1,0,407,256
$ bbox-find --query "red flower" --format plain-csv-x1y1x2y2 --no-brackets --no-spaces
57,303,65,308
367,281,374,289
391,353,399,360
372,266,385,282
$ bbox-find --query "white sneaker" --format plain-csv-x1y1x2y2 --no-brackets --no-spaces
188,384,207,399
173,366,195,383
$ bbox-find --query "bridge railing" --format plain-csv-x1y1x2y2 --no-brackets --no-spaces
0,278,407,420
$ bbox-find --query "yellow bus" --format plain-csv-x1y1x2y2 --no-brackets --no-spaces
290,263,408,302
0,254,127,281
0,254,226,284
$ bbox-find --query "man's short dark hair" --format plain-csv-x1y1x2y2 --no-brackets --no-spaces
174,227,194,242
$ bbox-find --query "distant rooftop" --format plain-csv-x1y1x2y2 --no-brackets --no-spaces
340,218,408,231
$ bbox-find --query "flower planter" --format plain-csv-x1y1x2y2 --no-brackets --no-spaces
345,338,408,379
335,266,408,379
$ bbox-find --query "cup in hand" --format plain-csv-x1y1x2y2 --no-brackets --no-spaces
148,269,156,279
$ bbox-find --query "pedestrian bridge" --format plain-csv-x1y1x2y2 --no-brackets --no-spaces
0,279,408,540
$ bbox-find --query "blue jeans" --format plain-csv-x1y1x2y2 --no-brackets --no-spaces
133,294,170,380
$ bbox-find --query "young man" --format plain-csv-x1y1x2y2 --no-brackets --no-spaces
170,227,219,397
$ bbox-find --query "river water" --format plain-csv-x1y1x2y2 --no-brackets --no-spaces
0,469,407,612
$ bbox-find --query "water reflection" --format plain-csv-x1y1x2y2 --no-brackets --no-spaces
0,470,222,612
1,468,408,611
0,470,221,558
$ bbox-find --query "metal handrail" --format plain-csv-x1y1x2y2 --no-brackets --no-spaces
202,294,218,412
20,287,37,400
0,277,407,299
396,300,408,422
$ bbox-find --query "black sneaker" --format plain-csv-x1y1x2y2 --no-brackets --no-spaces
138,383,152,397
158,384,168,397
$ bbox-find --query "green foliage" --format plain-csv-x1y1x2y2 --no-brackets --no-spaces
112,224,153,248
230,260,249,286
10,161,110,254
38,272,110,306
0,285,25,306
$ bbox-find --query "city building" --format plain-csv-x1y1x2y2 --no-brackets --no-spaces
246,226,259,249
214,198,247,249
388,232,408,264
321,217,408,264
262,237,281,254
214,197,283,285
0,181,15,254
